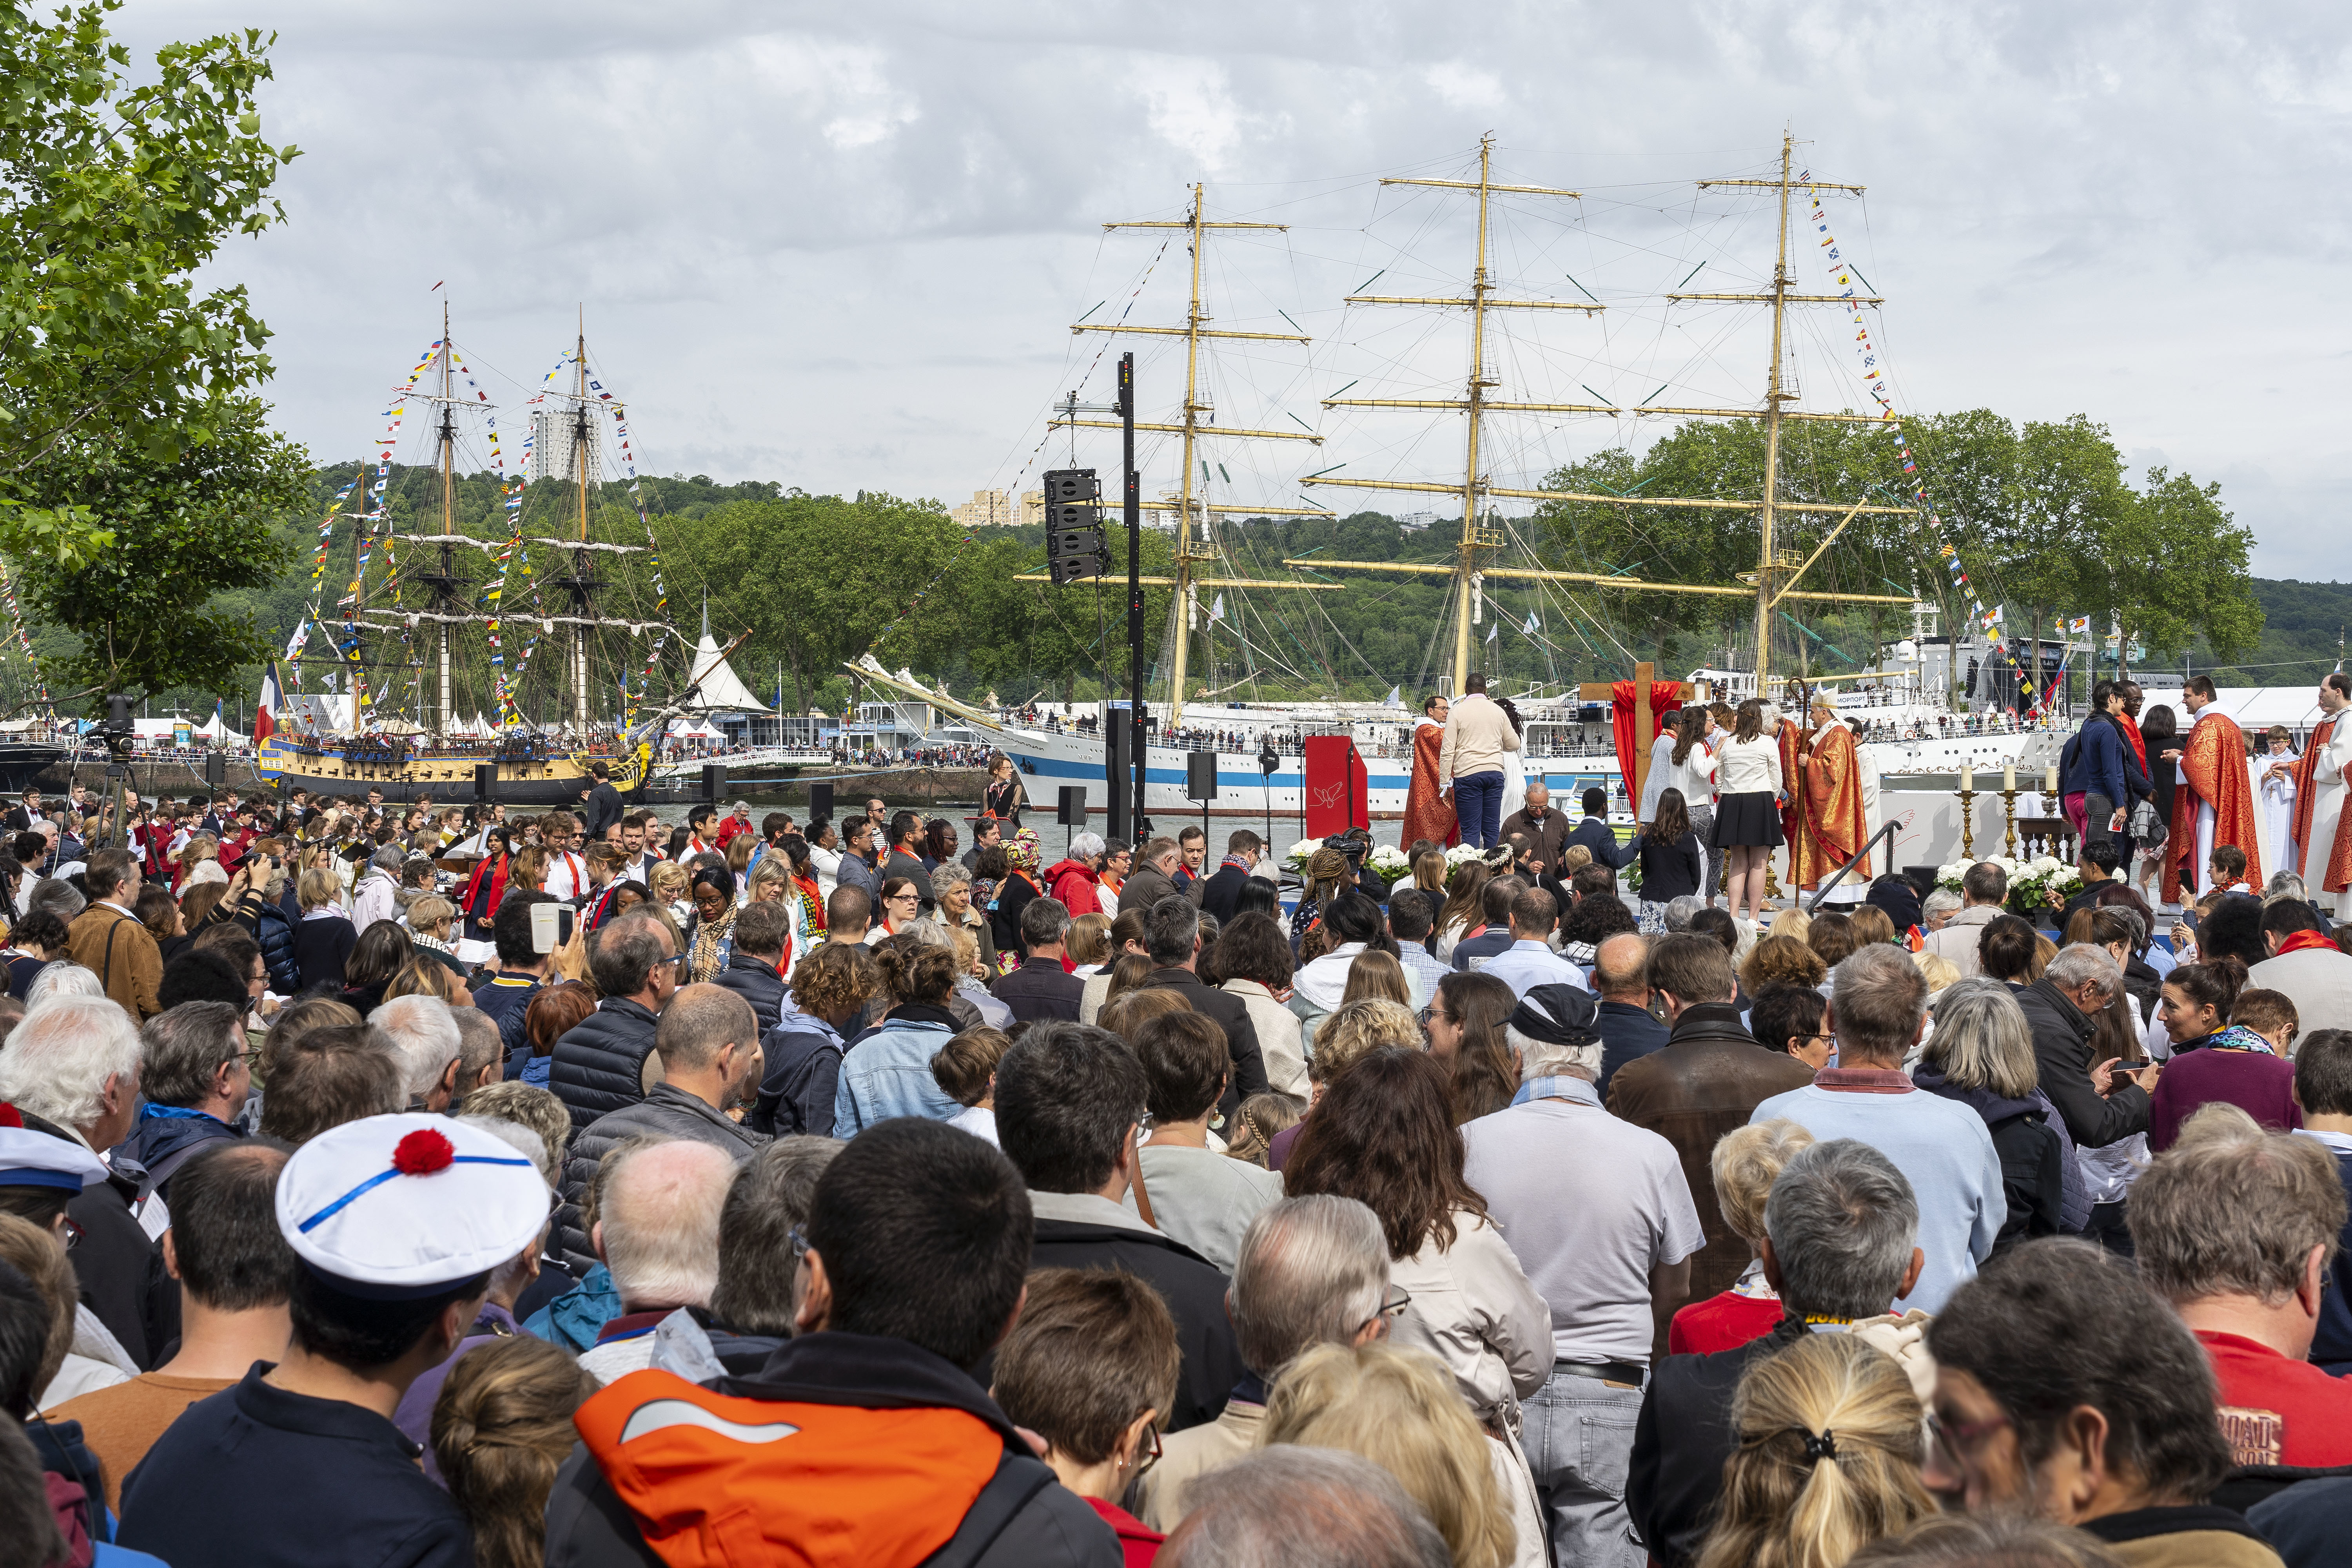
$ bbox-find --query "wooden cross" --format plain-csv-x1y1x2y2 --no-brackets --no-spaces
1578,661,1699,809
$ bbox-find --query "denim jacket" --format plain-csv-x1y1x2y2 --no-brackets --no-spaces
832,1002,964,1135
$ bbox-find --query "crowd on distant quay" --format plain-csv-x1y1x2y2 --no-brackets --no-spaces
0,703,2347,1568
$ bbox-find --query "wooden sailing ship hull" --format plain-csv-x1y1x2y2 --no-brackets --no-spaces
255,738,652,806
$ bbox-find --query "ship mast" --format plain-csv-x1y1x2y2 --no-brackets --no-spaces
436,302,457,734
1035,185,1336,726
562,307,599,737
1299,136,1597,695
1293,133,1913,699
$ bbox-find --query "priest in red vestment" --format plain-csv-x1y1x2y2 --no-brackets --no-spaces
1797,694,1870,893
1774,699,1807,868
2161,676,2261,905
2288,673,2352,916
1401,693,1459,850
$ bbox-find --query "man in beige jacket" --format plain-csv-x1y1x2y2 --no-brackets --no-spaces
1921,860,2010,978
1131,1194,1394,1532
1438,672,1522,849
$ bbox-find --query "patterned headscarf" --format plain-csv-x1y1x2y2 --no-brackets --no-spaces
1006,827,1043,876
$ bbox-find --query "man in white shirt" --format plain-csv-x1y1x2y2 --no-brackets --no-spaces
617,813,661,884
1462,984,1703,1568
539,811,590,903
1478,886,1588,998
1437,672,1522,851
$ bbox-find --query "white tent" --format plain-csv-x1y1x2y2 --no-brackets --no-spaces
2201,686,2330,735
682,604,765,714
668,716,724,740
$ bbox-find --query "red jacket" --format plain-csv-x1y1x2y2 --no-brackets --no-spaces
715,813,755,849
1043,859,1102,917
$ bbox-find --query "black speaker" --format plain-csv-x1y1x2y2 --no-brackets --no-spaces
1108,713,1134,777
808,781,835,822
701,763,724,803
204,752,226,787
1107,715,1135,845
1057,785,1087,827
1186,750,1218,802
474,763,497,804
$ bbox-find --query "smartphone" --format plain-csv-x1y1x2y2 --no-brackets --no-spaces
530,902,577,954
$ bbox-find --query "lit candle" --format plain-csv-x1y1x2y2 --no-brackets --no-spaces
2045,764,2060,795
2003,762,2016,791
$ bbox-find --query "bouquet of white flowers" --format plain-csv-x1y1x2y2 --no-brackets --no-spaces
2005,854,2082,917
1284,837,1324,874
1443,841,1487,870
1367,844,1412,879
1937,855,2079,916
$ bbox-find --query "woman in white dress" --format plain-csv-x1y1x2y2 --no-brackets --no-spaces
1495,697,1529,828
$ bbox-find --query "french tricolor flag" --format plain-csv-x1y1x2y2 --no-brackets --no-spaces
256,662,283,745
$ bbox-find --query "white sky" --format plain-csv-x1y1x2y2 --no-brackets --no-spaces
124,2,2352,581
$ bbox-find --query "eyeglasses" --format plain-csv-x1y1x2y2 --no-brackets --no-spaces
1356,1284,1412,1336
888,891,919,904
59,1216,83,1252
1132,1110,1156,1140
1130,1423,1163,1477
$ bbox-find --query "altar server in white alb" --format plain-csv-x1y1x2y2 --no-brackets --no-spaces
2253,723,2300,884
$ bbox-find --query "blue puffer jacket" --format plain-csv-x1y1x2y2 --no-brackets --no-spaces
251,901,299,995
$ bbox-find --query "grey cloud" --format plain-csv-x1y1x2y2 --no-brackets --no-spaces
107,0,2352,578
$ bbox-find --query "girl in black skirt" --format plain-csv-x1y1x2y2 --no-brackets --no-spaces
1711,698,1786,922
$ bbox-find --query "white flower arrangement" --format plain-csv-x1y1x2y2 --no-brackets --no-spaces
1936,854,2079,913
1284,837,1324,873
1443,841,1487,869
1367,844,1412,878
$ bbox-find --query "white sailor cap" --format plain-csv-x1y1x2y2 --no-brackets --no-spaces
0,1112,109,1192
276,1112,548,1298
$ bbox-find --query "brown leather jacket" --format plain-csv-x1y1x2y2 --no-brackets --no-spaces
1605,1004,1817,1311
65,903,163,1021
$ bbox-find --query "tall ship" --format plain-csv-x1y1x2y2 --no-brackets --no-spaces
857,135,2056,820
258,309,740,804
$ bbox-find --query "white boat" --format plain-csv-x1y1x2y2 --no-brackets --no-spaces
853,651,2050,824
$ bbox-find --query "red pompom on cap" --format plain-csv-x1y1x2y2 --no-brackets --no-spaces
392,1128,457,1176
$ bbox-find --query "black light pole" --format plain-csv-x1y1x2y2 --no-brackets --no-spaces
1123,352,1145,846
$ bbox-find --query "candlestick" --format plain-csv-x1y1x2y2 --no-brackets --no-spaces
2002,786,2019,860
1958,785,1978,859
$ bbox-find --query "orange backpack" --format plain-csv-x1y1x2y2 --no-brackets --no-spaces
574,1368,1019,1568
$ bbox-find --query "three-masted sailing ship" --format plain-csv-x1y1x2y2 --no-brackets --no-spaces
856,136,2047,820
258,308,710,804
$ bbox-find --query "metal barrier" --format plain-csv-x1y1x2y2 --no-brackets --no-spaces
1803,820,1902,914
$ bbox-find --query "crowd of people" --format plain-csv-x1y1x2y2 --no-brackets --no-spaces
0,753,2347,1568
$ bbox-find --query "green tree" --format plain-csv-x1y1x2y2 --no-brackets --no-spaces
2085,467,2263,676
0,1,303,706
23,396,307,700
